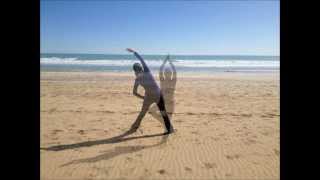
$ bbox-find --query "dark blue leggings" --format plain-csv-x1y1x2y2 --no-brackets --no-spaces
157,95,173,133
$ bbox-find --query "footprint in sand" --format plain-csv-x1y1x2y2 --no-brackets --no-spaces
184,167,192,172
48,108,57,113
52,129,63,133
261,113,279,118
261,131,270,136
241,113,252,117
204,162,217,169
247,138,257,144
51,129,63,135
77,130,85,135
211,137,220,141
158,169,166,175
102,110,115,114
126,157,133,162
226,154,241,160
252,161,260,165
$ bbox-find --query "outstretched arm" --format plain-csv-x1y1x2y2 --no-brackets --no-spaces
127,48,150,72
159,55,169,81
133,80,144,99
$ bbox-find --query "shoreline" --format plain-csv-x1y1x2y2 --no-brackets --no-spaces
41,70,279,80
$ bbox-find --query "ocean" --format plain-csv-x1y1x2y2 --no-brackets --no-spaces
41,53,279,73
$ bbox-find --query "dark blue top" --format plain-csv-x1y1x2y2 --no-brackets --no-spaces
134,52,150,73
133,52,161,101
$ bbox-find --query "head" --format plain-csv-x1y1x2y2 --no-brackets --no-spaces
133,63,143,76
164,67,172,79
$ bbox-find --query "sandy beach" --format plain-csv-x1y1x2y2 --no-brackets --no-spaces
40,71,279,180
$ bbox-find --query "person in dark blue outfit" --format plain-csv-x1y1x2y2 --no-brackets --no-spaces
126,48,174,134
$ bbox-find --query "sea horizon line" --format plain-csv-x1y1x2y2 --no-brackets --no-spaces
41,52,279,57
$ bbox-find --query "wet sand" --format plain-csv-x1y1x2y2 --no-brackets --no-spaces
40,71,279,180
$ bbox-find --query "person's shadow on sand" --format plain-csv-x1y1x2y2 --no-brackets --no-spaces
41,126,171,166
59,133,169,167
41,126,168,152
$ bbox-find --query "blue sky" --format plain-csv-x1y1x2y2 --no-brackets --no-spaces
41,1,279,55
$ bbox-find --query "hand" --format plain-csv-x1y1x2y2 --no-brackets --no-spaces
126,48,135,53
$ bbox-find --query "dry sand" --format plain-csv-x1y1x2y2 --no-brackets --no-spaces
40,71,279,180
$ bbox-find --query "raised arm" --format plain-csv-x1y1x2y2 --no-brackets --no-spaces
168,57,177,80
126,48,150,72
159,55,169,81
